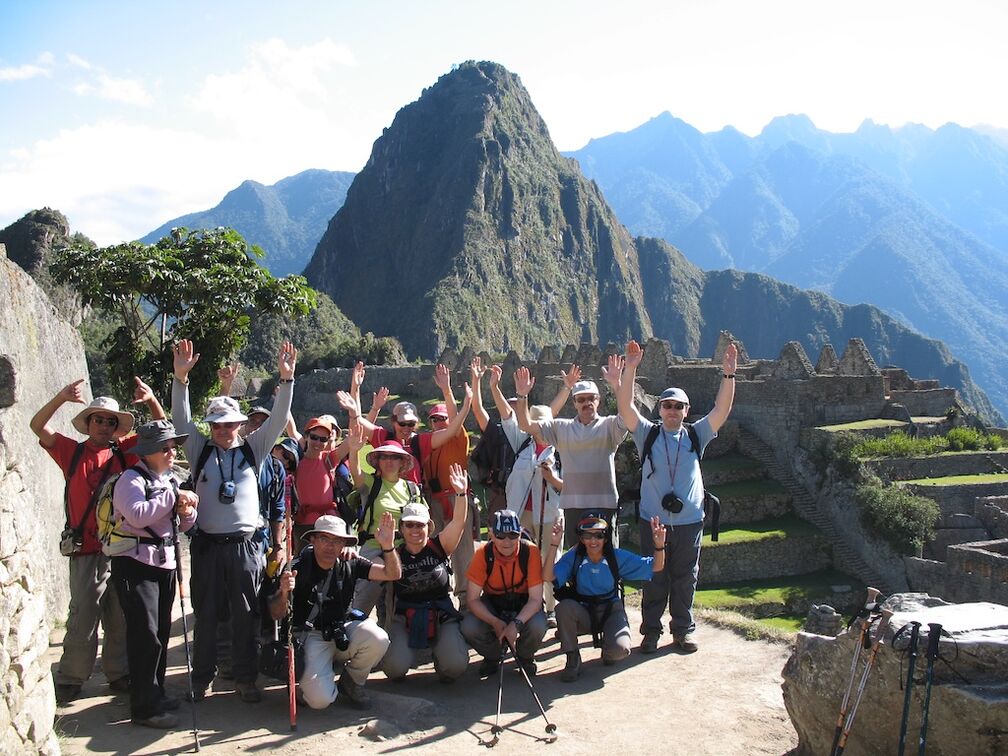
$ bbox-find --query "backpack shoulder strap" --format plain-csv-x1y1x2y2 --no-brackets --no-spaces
567,544,587,592
405,480,420,503
516,435,533,457
63,442,88,523
685,422,703,460
483,543,495,586
640,424,662,478
239,439,257,471
409,435,422,462
518,540,530,581
191,440,215,483
362,475,385,532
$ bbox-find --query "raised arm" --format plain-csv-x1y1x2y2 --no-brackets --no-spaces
707,342,738,432
513,367,547,446
429,383,472,450
344,424,367,489
470,357,490,431
434,363,459,421
367,386,389,424
217,362,240,397
248,341,297,461
367,512,403,581
616,340,645,433
133,376,166,421
337,389,376,436
170,340,201,447
551,364,580,418
488,364,513,422
542,519,563,583
31,379,86,448
438,463,470,555
285,412,302,444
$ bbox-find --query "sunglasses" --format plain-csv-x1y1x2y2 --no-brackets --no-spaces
580,531,606,540
401,521,427,529
160,444,179,454
573,396,597,404
375,453,403,461
493,531,520,540
660,401,687,411
212,421,242,429
90,415,119,427
307,432,330,443
396,420,417,428
428,415,448,422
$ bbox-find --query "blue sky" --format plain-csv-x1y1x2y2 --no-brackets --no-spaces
2,0,1005,245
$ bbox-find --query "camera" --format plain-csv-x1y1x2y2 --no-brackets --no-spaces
219,480,237,505
322,622,350,650
661,493,684,513
60,528,82,556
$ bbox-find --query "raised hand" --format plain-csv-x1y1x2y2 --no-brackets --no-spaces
345,423,365,452
58,379,87,404
173,340,200,379
625,339,644,369
561,364,582,390
650,515,666,550
350,361,365,391
448,462,468,495
434,363,452,392
278,341,297,381
601,353,624,388
375,511,396,550
336,390,360,414
488,364,502,389
469,356,487,384
723,342,738,375
550,519,563,547
371,386,389,409
133,376,155,405
463,381,474,405
514,366,535,396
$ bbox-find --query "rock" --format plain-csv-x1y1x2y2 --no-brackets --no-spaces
358,718,400,741
782,593,1008,755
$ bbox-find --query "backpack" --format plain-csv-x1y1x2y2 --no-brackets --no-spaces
639,422,721,541
469,423,532,489
189,438,257,488
482,538,535,615
346,476,422,534
60,442,127,554
96,465,170,558
553,540,623,648
324,455,356,525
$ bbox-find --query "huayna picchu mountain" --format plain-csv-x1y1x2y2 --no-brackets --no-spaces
300,61,997,421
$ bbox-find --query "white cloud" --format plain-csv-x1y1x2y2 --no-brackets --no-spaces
66,53,93,70
0,51,55,82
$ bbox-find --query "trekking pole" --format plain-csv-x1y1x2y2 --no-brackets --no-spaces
489,643,507,746
504,639,558,741
896,621,922,756
834,609,893,756
170,508,201,752
918,623,942,755
285,505,297,731
536,478,547,550
830,587,881,755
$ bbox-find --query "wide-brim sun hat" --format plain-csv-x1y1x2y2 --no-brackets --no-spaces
304,514,358,545
203,395,248,424
72,397,135,437
133,420,189,457
366,442,415,473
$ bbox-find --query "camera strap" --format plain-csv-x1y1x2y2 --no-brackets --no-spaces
662,428,683,490
213,446,238,484
305,567,336,630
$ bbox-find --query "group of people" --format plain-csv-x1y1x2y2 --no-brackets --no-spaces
33,336,737,730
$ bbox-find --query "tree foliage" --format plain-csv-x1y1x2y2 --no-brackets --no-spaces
51,227,316,406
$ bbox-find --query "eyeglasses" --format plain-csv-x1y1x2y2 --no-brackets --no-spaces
375,453,403,462
493,531,520,540
580,531,606,540
307,432,330,443
660,401,687,411
428,415,448,422
313,534,344,547
402,521,426,529
573,396,597,404
160,444,179,454
396,420,417,428
90,415,119,428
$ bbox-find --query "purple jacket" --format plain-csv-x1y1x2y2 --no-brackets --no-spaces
111,461,196,569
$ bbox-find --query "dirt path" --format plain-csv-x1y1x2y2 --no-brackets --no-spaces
51,604,798,755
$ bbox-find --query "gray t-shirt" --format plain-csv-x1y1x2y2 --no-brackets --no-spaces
632,416,715,526
172,378,293,535
538,414,626,513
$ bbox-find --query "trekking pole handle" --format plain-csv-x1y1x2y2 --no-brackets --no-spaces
925,623,942,660
865,587,881,606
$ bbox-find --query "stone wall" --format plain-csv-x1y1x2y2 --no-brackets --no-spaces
699,533,831,584
0,245,88,753
889,388,958,417
870,451,1008,481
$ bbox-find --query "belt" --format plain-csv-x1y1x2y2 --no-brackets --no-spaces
195,530,254,544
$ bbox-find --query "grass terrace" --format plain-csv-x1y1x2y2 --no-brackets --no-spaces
901,473,1008,486
816,419,906,431
706,478,787,498
700,453,765,475
702,514,818,546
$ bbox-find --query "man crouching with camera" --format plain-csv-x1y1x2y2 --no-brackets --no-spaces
268,512,400,710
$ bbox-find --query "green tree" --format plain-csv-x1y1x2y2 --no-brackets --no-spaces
51,227,316,406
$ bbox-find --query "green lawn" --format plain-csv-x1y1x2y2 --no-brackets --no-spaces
701,453,764,474
816,419,906,431
902,473,1008,486
694,570,862,611
758,615,807,632
703,514,819,546
707,478,786,498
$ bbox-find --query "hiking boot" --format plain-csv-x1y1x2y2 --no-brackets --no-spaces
560,652,581,682
673,632,698,653
478,657,500,679
217,662,235,681
108,675,131,693
235,681,262,703
159,694,181,711
517,657,537,678
337,673,372,710
639,634,659,654
55,684,82,705
132,712,178,729
545,610,557,629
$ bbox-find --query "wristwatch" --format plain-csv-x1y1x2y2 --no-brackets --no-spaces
512,618,525,632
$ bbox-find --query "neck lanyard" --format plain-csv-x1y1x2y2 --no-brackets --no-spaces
663,427,683,488
214,446,237,482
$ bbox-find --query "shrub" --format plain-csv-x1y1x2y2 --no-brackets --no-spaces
855,482,939,555
945,426,998,452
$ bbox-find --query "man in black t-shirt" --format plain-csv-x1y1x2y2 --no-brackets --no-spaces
269,513,400,710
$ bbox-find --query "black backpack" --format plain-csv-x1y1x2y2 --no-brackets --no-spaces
324,456,356,525
482,538,535,615
189,438,257,486
469,422,532,489
639,422,721,541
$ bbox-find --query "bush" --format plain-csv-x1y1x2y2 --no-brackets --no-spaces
852,431,946,458
945,426,1001,452
855,482,939,555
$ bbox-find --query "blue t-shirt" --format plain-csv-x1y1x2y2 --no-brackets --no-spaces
632,416,715,526
553,547,655,601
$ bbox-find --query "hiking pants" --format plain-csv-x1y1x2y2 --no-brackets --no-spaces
430,492,477,604
189,533,263,690
382,614,469,681
111,556,175,719
638,519,703,637
56,551,129,687
460,601,547,661
555,598,631,662
300,621,389,709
